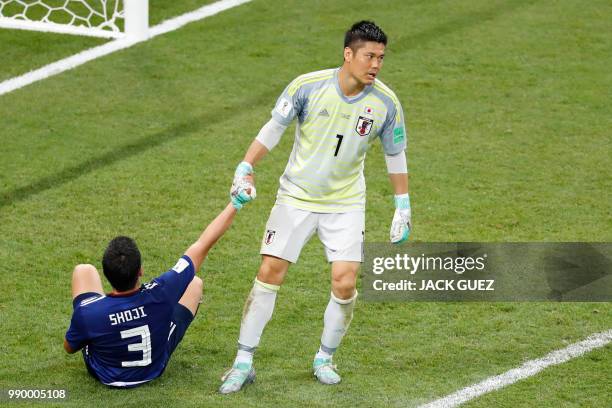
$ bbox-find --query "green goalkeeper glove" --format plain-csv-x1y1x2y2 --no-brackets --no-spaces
230,161,256,210
390,193,411,244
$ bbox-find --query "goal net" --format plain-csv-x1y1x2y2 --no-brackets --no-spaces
0,0,148,39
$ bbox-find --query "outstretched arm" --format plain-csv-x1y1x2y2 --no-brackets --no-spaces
230,119,288,209
243,139,270,167
247,117,288,166
185,203,237,272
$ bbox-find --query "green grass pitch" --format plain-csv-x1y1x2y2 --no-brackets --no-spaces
0,0,610,407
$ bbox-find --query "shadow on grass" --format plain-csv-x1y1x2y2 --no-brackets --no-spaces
1,118,198,209
0,90,275,209
393,0,536,52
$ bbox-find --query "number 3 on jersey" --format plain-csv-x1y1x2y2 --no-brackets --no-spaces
120,325,152,367
334,134,344,157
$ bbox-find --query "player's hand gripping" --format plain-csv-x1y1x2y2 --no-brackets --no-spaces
230,161,257,210
390,193,411,244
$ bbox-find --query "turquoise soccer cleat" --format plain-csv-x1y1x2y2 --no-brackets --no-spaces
313,357,341,385
219,363,256,394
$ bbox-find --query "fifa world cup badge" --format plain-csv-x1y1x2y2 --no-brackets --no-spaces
275,98,292,118
355,116,374,136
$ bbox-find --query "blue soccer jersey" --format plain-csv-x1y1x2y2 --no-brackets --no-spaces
65,255,195,387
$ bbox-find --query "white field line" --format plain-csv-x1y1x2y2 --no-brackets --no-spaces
419,329,612,408
0,0,253,96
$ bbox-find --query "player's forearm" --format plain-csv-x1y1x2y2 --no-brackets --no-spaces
385,151,409,194
199,203,237,246
248,118,287,165
244,118,287,167
243,139,270,168
389,173,409,195
186,203,237,271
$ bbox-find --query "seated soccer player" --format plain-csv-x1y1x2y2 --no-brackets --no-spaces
64,203,243,387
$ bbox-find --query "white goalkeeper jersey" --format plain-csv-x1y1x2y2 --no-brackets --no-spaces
270,68,407,213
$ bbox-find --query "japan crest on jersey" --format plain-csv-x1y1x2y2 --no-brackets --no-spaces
264,230,276,245
355,116,374,137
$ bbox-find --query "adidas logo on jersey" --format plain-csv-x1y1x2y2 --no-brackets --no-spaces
318,108,329,117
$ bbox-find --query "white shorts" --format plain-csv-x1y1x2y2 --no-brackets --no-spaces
260,204,365,263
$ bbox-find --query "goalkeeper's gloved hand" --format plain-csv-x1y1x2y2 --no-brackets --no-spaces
390,193,411,244
230,161,257,210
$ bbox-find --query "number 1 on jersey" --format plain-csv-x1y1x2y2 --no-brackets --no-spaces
334,134,344,157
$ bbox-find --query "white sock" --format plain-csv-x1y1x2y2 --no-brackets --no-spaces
317,291,358,359
234,279,279,366
315,346,333,360
235,349,253,365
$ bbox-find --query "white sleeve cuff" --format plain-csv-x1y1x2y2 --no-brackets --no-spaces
385,151,407,174
255,118,287,151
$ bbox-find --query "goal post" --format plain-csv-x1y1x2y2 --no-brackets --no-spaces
123,0,147,39
0,0,148,39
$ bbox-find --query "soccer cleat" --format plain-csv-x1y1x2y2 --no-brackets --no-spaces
313,357,341,385
219,363,256,394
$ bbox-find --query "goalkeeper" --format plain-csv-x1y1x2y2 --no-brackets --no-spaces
223,20,410,393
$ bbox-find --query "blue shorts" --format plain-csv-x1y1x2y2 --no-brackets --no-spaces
72,292,103,309
166,301,195,356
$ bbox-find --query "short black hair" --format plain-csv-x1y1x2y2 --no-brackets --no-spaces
344,20,387,50
102,236,141,292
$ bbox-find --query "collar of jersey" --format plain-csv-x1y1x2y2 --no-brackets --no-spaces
333,67,374,104
107,286,142,297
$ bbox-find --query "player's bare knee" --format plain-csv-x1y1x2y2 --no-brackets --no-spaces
332,276,356,300
72,264,103,298
257,257,288,285
73,263,97,278
332,286,356,300
179,277,203,316
257,265,283,285
190,276,203,294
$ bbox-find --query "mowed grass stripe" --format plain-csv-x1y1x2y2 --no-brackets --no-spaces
0,87,278,208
